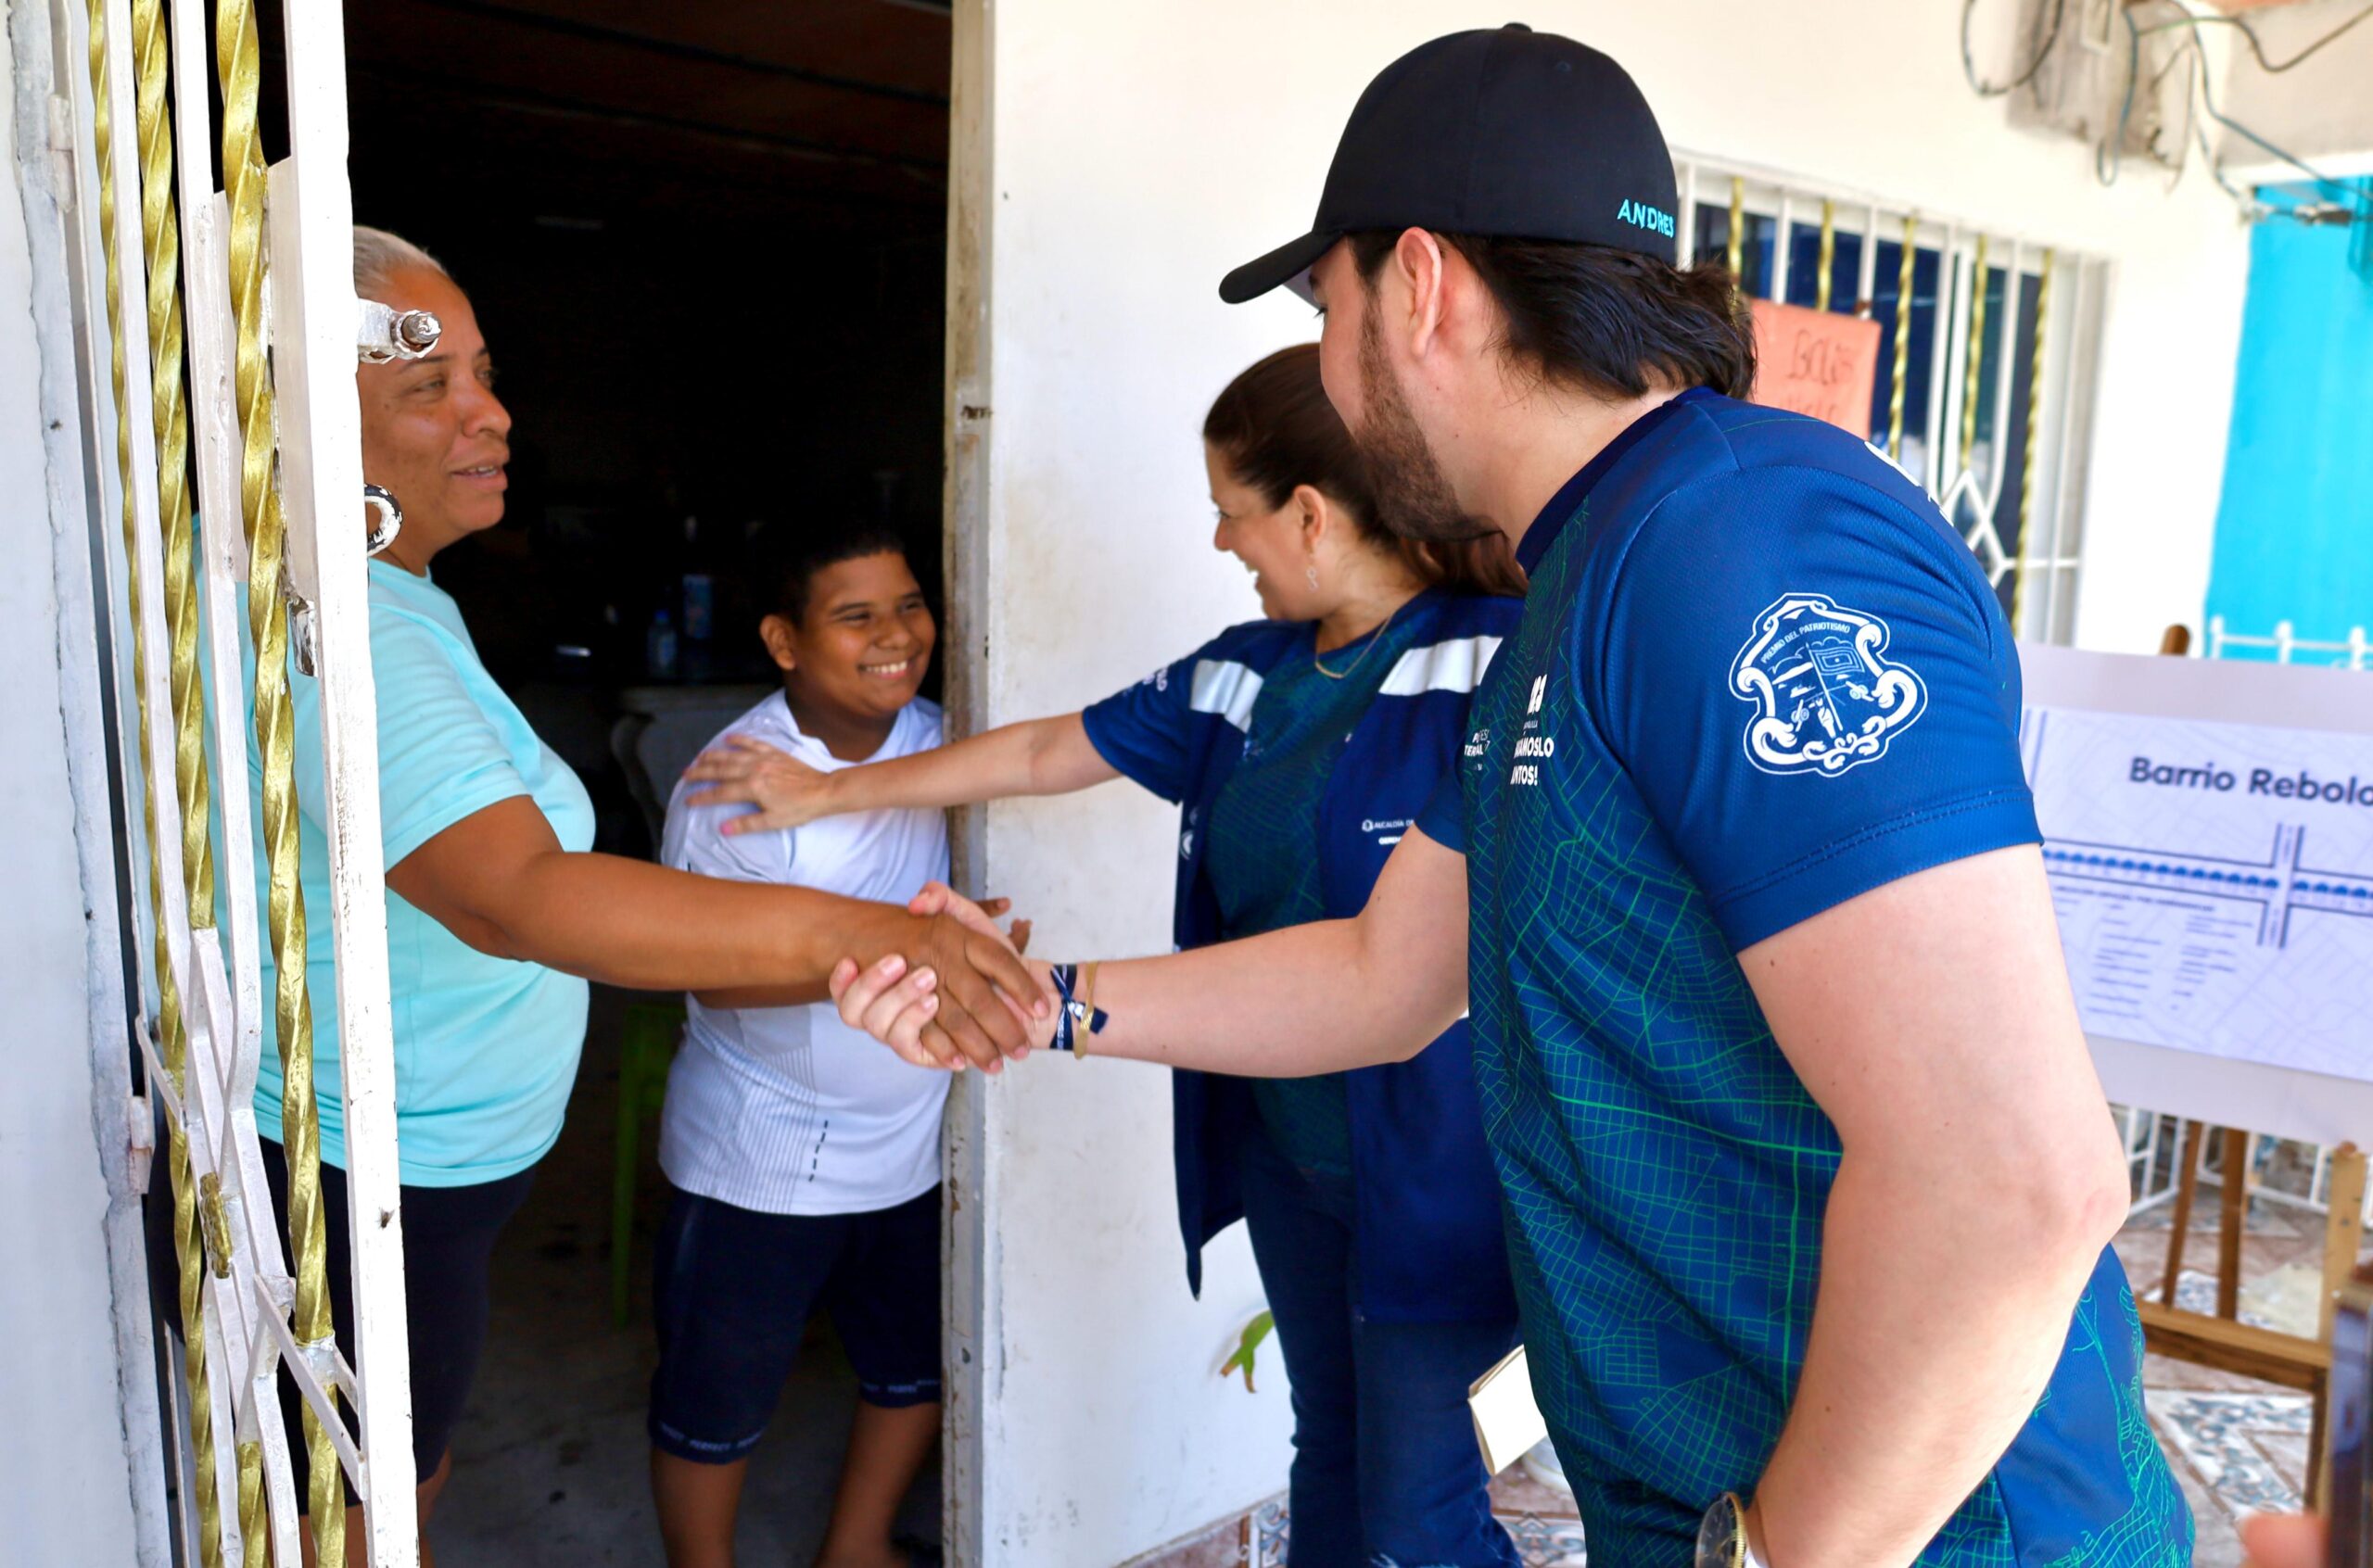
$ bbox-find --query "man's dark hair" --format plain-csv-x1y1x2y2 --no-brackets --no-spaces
751,519,914,626
1350,231,1757,401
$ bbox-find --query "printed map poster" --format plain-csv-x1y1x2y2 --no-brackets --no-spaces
1748,300,1881,435
2021,645,2373,1147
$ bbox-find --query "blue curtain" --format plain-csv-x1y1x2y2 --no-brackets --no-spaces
2203,185,2373,657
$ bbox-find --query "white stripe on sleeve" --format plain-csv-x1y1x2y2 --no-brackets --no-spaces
1189,659,1264,731
1377,635,1503,698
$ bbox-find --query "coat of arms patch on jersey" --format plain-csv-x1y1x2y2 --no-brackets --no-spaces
1729,593,1927,777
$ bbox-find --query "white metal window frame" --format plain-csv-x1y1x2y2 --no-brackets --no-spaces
48,0,418,1562
1672,150,2112,647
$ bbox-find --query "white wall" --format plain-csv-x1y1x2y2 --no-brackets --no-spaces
0,2,163,1560
971,3,2252,1562
2219,0,2373,175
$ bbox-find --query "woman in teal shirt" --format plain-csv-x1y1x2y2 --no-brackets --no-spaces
239,229,1037,1563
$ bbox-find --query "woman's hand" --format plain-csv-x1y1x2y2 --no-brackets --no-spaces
2240,1512,2325,1568
830,952,1058,1070
682,736,838,834
833,884,1055,1069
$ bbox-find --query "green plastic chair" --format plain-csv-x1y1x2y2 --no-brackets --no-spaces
610,998,684,1329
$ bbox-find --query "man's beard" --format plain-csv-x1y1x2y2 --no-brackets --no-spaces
1352,305,1487,544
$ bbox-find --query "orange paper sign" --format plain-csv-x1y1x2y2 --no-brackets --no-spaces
1749,299,1882,436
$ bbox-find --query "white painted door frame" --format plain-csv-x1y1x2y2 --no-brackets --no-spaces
939,3,995,1564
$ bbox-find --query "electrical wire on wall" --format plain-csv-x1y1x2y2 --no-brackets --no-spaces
1961,0,2067,96
2095,1,2143,190
1964,0,2372,223
2145,0,2373,74
2140,0,2373,221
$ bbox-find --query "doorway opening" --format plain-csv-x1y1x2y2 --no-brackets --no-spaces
308,3,953,1558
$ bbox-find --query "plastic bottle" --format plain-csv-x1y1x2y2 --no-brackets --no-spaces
647,611,679,680
679,515,714,642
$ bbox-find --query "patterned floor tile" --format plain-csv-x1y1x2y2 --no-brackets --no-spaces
1246,1492,1591,1566
2168,1269,2282,1331
2149,1388,2314,1517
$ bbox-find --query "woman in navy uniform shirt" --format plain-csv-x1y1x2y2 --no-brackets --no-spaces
683,345,1527,1568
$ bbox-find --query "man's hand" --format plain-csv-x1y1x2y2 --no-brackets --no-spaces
2241,1512,2325,1568
682,736,837,834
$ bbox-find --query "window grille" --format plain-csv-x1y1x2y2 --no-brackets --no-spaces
1672,153,2111,646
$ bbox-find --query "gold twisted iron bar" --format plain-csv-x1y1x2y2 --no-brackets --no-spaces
1888,214,1916,461
131,0,212,928
236,1441,267,1562
1815,199,1835,313
216,0,346,1553
83,3,225,1563
1727,175,1745,289
135,0,288,1547
1960,234,1990,473
2011,250,2054,639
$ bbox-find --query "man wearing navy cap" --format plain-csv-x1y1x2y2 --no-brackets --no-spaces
837,25,2191,1568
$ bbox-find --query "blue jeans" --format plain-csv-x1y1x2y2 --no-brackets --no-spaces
1238,1132,1523,1568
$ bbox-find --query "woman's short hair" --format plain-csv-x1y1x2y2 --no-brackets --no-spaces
1202,344,1525,599
353,225,449,298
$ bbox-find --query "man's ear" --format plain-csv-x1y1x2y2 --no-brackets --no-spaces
758,613,798,673
1394,227,1451,358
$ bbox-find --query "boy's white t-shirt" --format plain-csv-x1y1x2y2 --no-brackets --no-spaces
657,692,951,1216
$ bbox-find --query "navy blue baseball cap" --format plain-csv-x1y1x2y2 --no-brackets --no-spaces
1218,24,1679,304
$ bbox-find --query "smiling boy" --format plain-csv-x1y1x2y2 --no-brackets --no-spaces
646,522,960,1568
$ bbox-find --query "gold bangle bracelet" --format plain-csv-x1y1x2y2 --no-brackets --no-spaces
1074,961,1101,1058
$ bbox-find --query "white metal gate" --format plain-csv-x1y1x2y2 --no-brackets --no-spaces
55,0,416,1561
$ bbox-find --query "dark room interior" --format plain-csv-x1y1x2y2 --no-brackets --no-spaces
289,0,954,854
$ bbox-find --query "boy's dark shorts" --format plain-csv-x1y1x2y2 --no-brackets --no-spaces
648,1182,943,1465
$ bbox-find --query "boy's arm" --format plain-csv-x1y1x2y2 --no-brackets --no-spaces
838,828,1471,1074
685,714,1119,833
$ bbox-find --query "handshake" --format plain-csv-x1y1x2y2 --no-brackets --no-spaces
839,881,1060,1073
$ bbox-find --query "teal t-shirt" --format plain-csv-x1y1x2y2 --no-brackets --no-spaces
236,559,594,1187
1205,612,1427,1178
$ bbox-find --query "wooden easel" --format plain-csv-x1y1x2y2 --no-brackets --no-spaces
2138,1129,2366,1508
2127,623,2371,1507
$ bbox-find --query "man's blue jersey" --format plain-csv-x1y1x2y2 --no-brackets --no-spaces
1417,391,2189,1565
